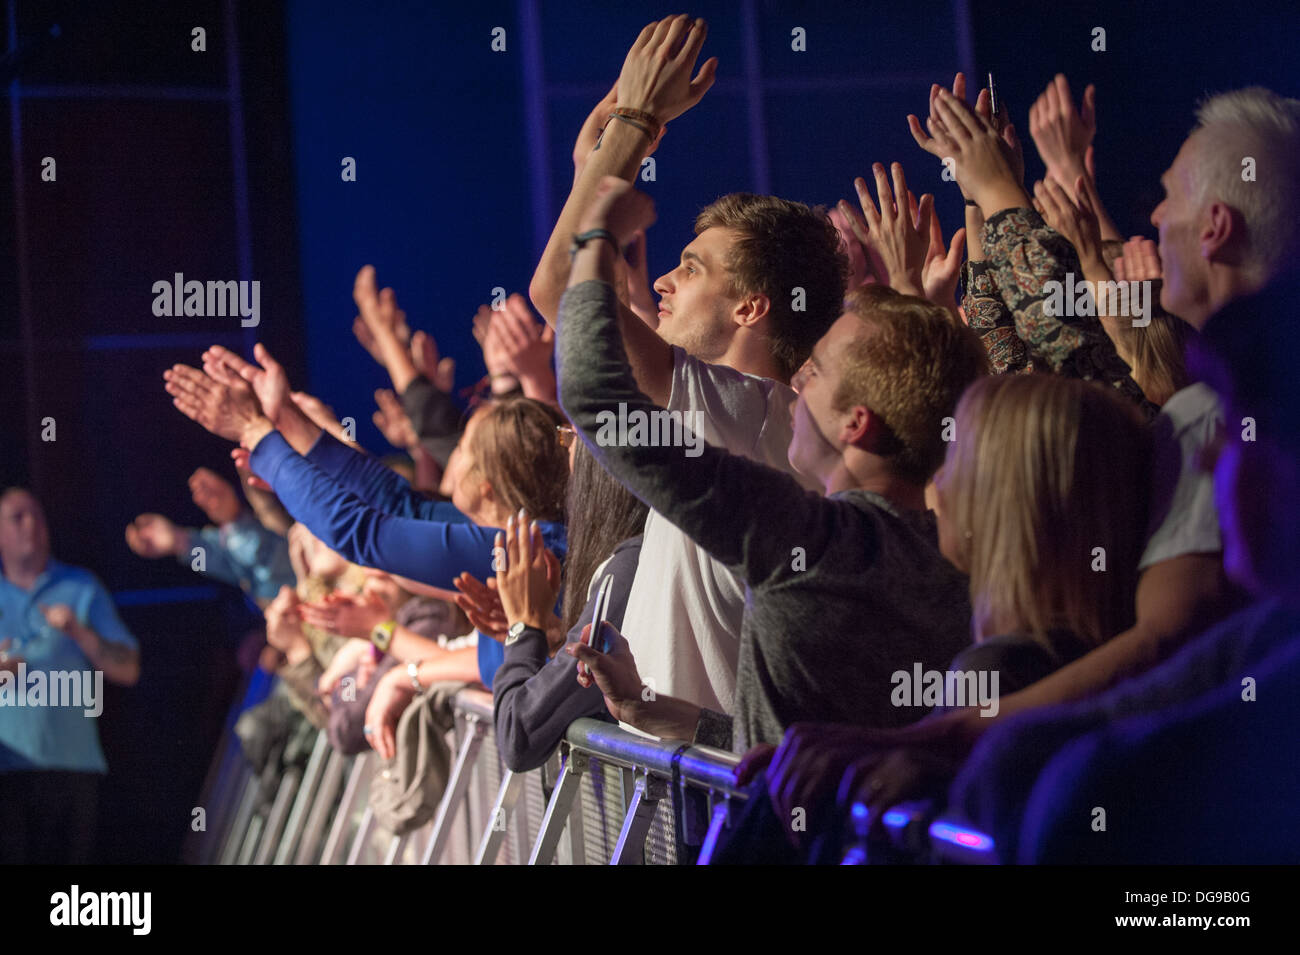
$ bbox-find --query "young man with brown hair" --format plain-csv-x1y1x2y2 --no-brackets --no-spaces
529,16,848,716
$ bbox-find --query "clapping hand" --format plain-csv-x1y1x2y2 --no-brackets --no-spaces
189,467,241,525
837,163,932,297
910,86,1029,216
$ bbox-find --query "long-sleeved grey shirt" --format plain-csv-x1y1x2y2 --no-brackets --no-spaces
557,280,974,752
492,536,641,772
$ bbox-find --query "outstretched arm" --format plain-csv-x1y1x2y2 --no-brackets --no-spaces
557,178,837,587
530,15,716,407
248,430,495,587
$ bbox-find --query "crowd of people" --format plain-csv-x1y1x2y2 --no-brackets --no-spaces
6,14,1299,864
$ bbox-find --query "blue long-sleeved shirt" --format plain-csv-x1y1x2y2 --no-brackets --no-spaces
249,430,565,688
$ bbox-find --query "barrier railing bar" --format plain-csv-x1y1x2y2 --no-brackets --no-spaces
217,771,261,866
237,814,265,865
255,766,302,864
273,730,331,864
320,754,371,865
421,716,487,864
345,807,378,865
610,771,662,865
473,769,524,865
384,832,409,865
695,800,732,866
295,748,350,864
528,748,586,865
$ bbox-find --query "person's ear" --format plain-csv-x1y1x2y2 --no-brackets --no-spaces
840,404,873,447
478,479,495,505
733,291,771,329
1200,200,1241,262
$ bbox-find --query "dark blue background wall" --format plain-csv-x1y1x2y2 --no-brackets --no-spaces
285,0,1300,453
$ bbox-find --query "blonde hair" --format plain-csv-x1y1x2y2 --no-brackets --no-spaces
936,374,1150,649
835,285,989,485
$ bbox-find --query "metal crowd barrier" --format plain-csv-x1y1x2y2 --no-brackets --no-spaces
192,683,995,865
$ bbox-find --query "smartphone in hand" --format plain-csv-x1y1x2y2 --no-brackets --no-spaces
587,575,614,653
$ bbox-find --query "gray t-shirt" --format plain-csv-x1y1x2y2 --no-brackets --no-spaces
1140,382,1223,569
557,280,973,752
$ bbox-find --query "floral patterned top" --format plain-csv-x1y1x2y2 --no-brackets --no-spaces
962,207,1156,417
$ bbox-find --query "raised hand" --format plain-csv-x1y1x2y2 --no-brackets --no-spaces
287,390,355,448
490,295,556,395
410,330,455,393
920,201,967,311
617,15,717,126
229,447,273,492
1113,236,1162,282
353,267,406,339
578,175,658,243
189,467,241,525
911,87,1029,216
263,585,306,655
372,388,417,450
1032,175,1105,273
472,304,515,384
1028,74,1097,198
828,205,883,289
492,511,563,634
203,343,292,428
837,163,932,297
352,300,410,366
927,74,1024,198
165,363,270,446
452,572,509,644
125,513,185,559
297,590,390,641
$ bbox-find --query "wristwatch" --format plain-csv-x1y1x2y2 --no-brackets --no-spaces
369,619,396,653
506,621,535,646
407,660,424,692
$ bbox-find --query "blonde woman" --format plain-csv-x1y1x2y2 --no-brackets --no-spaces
934,373,1152,690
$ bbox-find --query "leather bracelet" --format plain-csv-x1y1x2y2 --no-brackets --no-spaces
607,112,654,140
611,107,662,139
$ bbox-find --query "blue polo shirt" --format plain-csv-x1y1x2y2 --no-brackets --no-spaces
0,559,138,773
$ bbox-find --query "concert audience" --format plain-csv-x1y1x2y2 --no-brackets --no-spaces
93,12,1299,865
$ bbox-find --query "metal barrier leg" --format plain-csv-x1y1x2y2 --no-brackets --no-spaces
345,807,379,865
529,749,587,865
321,754,372,865
473,769,524,865
696,799,732,866
274,730,331,864
421,717,487,865
237,814,266,865
209,761,252,865
255,767,302,864
217,770,262,866
383,833,408,865
610,771,664,865
295,748,350,864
